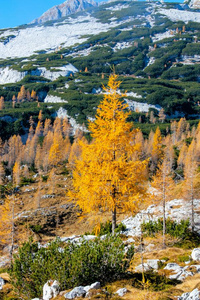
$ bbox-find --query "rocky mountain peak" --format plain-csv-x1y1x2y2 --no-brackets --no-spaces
31,0,97,24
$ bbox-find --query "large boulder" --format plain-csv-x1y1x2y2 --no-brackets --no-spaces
135,263,152,272
116,288,128,297
191,249,200,261
147,259,160,270
64,282,101,299
64,286,86,299
84,281,101,293
43,280,59,300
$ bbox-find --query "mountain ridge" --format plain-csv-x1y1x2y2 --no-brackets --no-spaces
31,0,98,24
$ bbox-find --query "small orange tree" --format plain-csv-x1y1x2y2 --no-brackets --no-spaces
69,74,148,234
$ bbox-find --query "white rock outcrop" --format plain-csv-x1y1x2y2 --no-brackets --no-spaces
0,277,5,290
43,280,59,300
164,263,193,281
116,288,128,297
191,248,200,261
122,199,200,237
0,67,27,84
32,65,78,81
44,95,68,103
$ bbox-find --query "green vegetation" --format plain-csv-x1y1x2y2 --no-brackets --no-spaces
132,272,180,291
142,218,200,249
141,218,190,238
0,1,200,140
11,236,134,299
85,220,127,236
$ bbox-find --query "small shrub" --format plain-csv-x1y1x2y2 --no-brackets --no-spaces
132,272,180,291
178,255,190,263
28,224,42,233
20,177,35,187
115,222,127,233
88,221,127,236
174,231,200,249
141,218,190,239
41,175,48,182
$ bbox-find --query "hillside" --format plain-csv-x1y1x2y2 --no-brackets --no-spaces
1,1,200,299
0,0,200,141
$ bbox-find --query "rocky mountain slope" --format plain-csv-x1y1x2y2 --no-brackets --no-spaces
0,0,200,138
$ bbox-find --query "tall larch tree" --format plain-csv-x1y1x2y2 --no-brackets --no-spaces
0,162,5,185
151,153,174,248
9,161,21,260
31,90,37,101
17,85,26,102
151,127,163,171
12,95,16,108
171,120,177,144
69,74,148,234
0,196,12,257
158,108,166,123
0,96,5,110
183,139,198,232
177,142,188,170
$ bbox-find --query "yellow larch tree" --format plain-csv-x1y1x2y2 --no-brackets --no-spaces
68,134,86,168
0,162,5,185
17,85,26,102
7,135,23,168
62,117,71,137
151,127,163,171
151,154,174,248
12,95,16,108
158,108,166,123
31,90,37,101
183,139,199,232
0,96,5,110
176,117,187,141
177,142,188,170
0,196,12,251
43,119,52,136
171,120,177,144
69,74,148,234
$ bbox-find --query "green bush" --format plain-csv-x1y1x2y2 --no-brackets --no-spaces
141,218,190,238
10,236,134,299
28,224,42,233
86,220,126,236
20,177,35,187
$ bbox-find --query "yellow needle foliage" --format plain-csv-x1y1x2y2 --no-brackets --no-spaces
0,197,12,244
69,74,148,232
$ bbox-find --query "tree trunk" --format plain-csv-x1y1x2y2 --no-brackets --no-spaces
191,181,194,232
10,195,15,262
163,173,166,249
112,206,116,235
